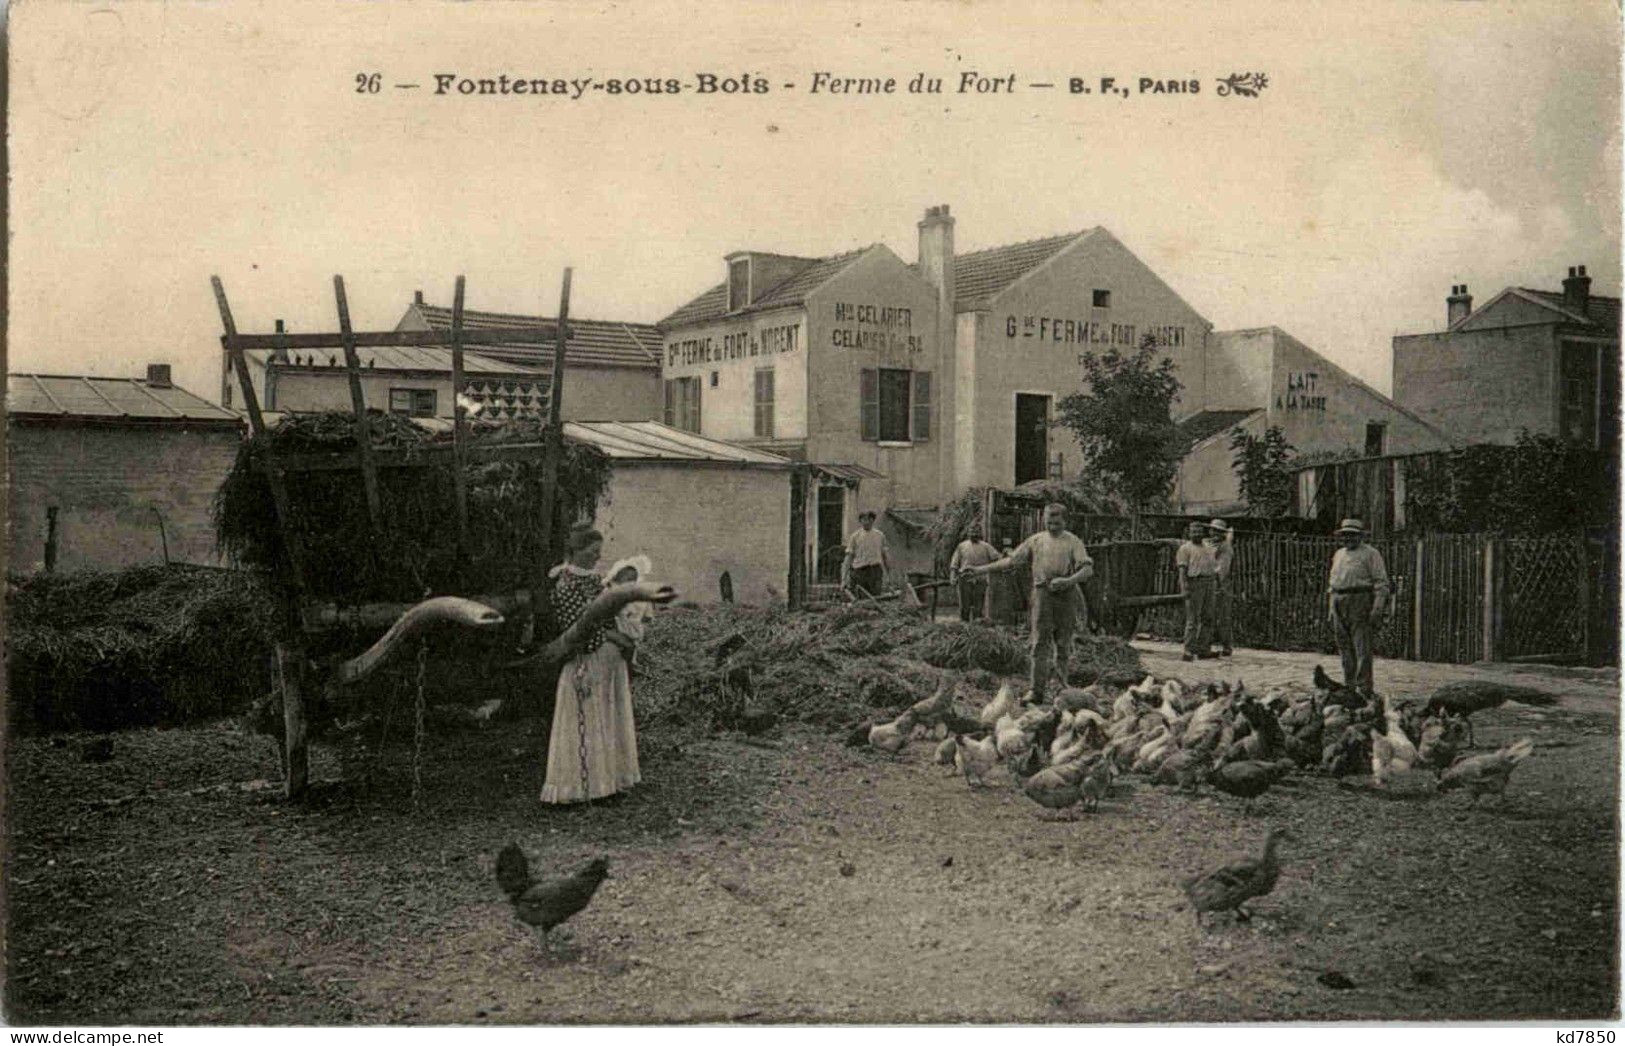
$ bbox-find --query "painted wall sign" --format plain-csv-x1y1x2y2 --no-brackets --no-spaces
830,302,922,353
1008,315,1186,348
665,322,801,366
1277,370,1326,411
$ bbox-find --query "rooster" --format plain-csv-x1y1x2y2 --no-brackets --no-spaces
1437,738,1536,805
495,844,609,939
1313,664,1368,709
1370,699,1420,787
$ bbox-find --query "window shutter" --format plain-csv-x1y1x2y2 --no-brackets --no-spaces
692,379,702,433
911,371,932,442
663,379,675,427
754,368,775,438
859,369,879,442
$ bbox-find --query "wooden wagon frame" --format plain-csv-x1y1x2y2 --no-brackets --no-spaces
211,272,674,800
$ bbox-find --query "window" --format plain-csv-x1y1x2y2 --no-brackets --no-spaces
860,368,931,443
1560,341,1599,447
754,368,775,438
728,259,750,313
1364,421,1386,457
1092,289,1111,308
709,370,719,388
389,387,437,417
663,376,702,432
223,384,233,407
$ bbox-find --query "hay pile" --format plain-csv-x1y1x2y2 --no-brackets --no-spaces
6,565,279,732
212,412,613,605
634,602,1142,735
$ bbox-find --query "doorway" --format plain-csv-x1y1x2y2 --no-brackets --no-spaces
1015,394,1052,485
816,485,846,583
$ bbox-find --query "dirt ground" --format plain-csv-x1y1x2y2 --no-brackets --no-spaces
5,644,1619,1024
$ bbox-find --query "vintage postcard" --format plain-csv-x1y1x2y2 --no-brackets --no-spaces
4,0,1620,1029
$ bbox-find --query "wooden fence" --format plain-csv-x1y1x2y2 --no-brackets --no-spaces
1127,528,1615,666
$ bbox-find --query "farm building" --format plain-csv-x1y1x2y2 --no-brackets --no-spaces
655,204,1450,550
1391,266,1621,449
7,366,244,572
1170,327,1451,515
221,297,664,423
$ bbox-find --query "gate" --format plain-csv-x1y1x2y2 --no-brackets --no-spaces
1498,533,1589,661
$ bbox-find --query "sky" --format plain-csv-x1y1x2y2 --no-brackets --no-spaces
8,0,1622,401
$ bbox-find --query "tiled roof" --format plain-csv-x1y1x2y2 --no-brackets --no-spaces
950,230,1091,310
8,373,241,424
659,229,1098,330
250,345,543,375
1177,408,1262,451
657,248,872,329
1518,289,1621,334
408,303,661,370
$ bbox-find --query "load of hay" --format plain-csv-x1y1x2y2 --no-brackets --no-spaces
633,602,1143,738
212,411,613,606
6,565,279,732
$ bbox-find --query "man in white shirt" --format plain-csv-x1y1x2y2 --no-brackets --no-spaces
1327,518,1389,693
1207,518,1236,658
842,510,891,598
1176,521,1218,662
948,523,999,623
965,503,1094,701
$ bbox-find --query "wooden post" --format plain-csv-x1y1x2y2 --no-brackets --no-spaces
212,276,313,800
449,276,469,558
1575,531,1591,662
43,506,58,573
787,466,807,609
333,276,382,535
1411,538,1424,663
275,643,309,798
1482,536,1496,663
532,268,574,597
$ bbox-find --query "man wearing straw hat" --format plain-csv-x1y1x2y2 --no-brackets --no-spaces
1327,518,1389,693
1207,519,1236,658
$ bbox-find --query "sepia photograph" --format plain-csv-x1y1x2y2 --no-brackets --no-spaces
3,0,1621,1028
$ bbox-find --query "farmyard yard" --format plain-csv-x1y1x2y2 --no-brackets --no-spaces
5,635,1617,1024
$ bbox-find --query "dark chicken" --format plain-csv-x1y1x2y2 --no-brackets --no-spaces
495,843,610,936
1313,664,1368,709
1184,828,1288,923
1207,759,1292,813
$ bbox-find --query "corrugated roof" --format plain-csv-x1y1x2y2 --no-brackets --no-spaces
563,420,793,466
8,373,241,424
812,462,885,482
950,230,1090,311
411,303,661,370
1518,289,1621,334
251,345,543,375
657,247,873,329
1177,408,1262,451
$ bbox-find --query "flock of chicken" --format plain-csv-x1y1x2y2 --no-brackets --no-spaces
858,666,1548,921
489,668,1556,941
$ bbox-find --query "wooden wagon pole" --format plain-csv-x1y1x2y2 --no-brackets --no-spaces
212,275,313,800
333,275,383,535
450,275,470,560
530,267,574,601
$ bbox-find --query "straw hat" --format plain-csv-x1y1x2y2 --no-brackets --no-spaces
1335,518,1365,535
1208,518,1232,535
606,554,653,584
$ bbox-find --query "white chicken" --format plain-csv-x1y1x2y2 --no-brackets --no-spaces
979,683,1019,726
1371,701,1420,787
867,710,917,755
953,734,1000,787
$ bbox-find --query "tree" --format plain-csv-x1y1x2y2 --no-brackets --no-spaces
1055,334,1183,528
1230,425,1297,517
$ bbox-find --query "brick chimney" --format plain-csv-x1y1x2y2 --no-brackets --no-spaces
414,289,424,305
1447,284,1472,327
146,363,172,388
917,204,956,310
1563,265,1591,315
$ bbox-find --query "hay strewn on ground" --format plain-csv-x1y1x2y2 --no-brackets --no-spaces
634,602,1143,735
6,565,279,732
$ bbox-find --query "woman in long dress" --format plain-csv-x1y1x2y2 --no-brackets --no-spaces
540,529,643,804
